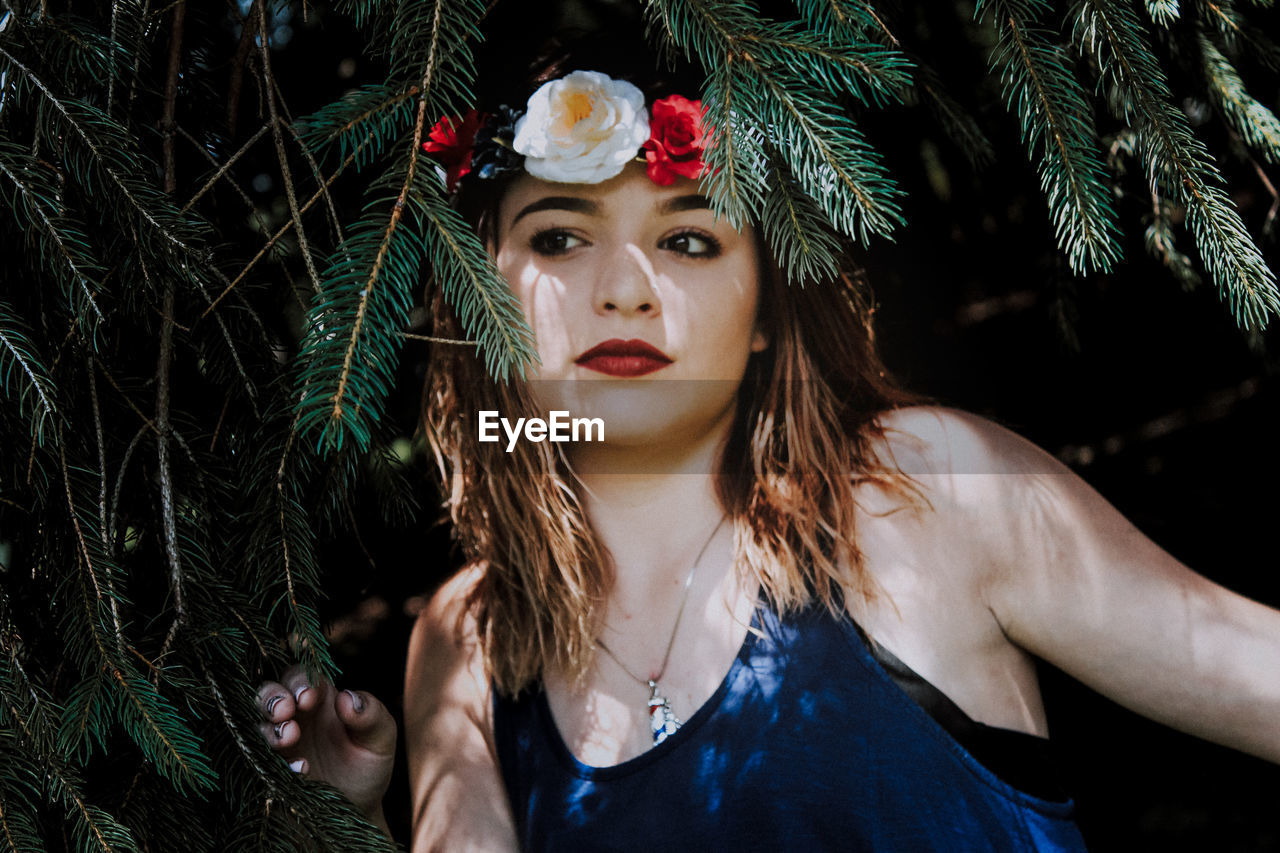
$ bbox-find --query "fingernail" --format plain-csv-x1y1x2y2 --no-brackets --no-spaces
266,695,283,715
345,689,364,712
289,759,305,773
273,722,286,740
293,685,309,703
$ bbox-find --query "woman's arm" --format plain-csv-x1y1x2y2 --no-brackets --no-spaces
889,406,1280,762
404,567,519,853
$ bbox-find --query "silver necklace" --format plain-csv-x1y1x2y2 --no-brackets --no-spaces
596,513,728,746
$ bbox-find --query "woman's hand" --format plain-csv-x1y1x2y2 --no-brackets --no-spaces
258,666,397,836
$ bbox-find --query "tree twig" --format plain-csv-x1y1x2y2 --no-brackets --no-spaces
256,0,323,296
180,123,269,212
155,282,186,636
161,0,186,193
227,0,261,138
87,356,126,654
200,139,370,320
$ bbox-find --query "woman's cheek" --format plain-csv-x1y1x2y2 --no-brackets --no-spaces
517,269,576,380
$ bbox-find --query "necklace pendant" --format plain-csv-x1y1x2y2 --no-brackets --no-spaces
647,679,681,745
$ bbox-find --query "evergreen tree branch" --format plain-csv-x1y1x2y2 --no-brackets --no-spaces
180,123,270,213
0,45,196,254
1074,0,1280,328
281,102,347,247
324,9,444,438
1198,0,1245,46
0,145,105,326
160,0,184,193
1199,31,1280,165
793,0,886,39
108,425,148,552
699,57,767,229
754,70,904,243
296,83,420,171
201,138,370,320
416,190,534,379
0,786,41,853
760,151,843,283
154,282,186,638
0,304,59,448
1145,0,1181,26
0,644,141,852
87,358,127,656
908,57,996,167
256,0,323,297
59,433,127,650
979,0,1122,273
648,0,906,247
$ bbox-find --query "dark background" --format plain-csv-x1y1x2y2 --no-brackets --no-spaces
250,1,1280,848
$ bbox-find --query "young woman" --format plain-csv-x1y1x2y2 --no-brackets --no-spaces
257,60,1280,851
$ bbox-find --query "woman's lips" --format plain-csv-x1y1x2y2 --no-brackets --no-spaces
574,339,673,377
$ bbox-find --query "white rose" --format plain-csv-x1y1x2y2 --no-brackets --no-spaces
512,71,650,184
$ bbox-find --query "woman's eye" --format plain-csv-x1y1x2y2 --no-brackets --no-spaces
662,231,722,258
529,229,585,256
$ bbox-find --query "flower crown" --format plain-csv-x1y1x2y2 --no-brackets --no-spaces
423,70,707,192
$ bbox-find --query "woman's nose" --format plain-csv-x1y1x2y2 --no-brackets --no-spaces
593,243,660,317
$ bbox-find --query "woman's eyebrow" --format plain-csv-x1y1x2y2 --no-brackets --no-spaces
660,194,711,214
512,196,599,224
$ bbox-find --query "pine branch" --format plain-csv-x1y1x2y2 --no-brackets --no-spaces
0,145,105,328
918,75,997,169
201,139,371,320
647,0,906,252
86,358,126,657
256,0,323,297
753,71,905,244
109,670,218,797
0,303,59,448
979,0,1123,273
0,779,43,853
416,188,534,379
0,45,204,255
1145,0,1181,26
1197,0,1246,48
730,24,913,108
1199,31,1280,165
294,0,533,447
0,643,142,852
180,123,270,213
698,57,768,230
792,0,885,38
1073,0,1280,328
298,83,421,171
760,152,844,283
154,282,186,635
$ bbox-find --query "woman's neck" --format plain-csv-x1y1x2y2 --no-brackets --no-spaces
570,408,732,600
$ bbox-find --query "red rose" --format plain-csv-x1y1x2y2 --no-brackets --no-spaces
642,95,706,186
423,109,486,191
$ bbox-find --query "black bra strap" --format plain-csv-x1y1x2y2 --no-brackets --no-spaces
857,626,1069,802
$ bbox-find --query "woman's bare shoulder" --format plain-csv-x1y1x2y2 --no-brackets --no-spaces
404,564,518,852
872,405,1044,480
405,564,488,716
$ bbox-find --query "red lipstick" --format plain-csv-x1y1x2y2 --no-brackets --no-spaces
574,339,673,377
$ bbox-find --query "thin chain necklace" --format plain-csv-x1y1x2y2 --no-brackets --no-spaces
596,513,728,746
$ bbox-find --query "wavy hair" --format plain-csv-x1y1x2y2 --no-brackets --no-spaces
422,228,923,695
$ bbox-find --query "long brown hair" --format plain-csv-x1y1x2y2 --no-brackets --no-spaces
422,227,922,694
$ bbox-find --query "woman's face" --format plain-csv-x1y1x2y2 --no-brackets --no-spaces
493,162,768,454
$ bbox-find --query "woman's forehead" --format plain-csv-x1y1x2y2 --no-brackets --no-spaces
498,165,703,219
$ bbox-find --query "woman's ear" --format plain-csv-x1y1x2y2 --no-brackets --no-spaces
750,326,770,353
